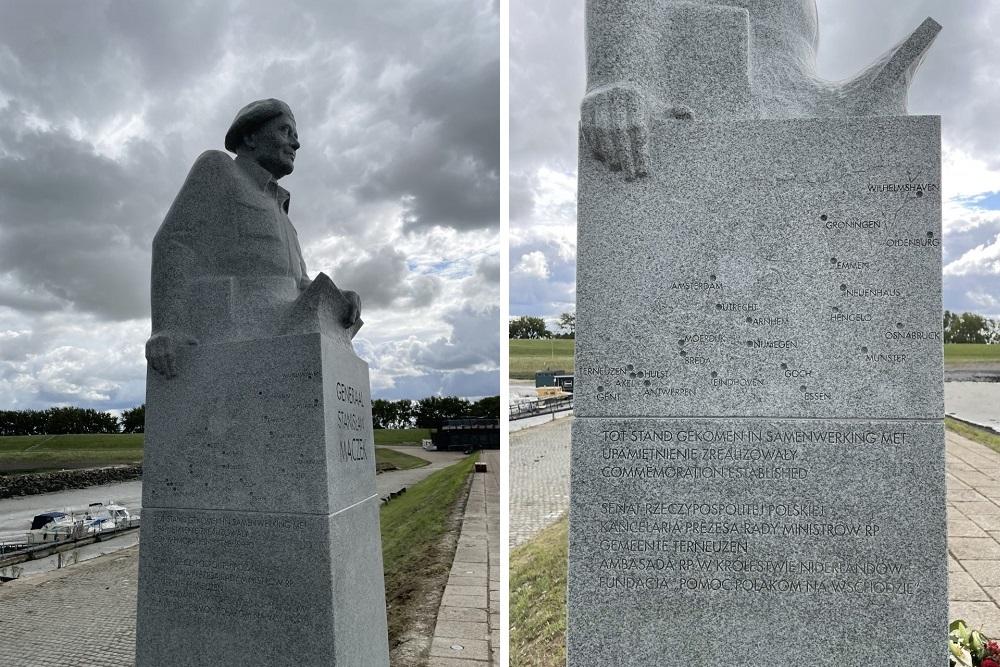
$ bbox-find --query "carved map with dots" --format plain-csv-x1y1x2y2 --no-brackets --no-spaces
575,116,943,420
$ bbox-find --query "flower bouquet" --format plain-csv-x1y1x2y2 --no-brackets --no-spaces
951,620,1000,667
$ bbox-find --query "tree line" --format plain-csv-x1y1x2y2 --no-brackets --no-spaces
509,313,575,339
511,310,1000,344
372,396,500,429
0,395,500,437
943,311,1000,344
0,405,145,437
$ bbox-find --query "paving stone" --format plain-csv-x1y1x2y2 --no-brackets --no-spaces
951,569,990,601
430,637,490,661
949,514,990,538
949,537,1000,560
434,620,490,640
963,560,1000,587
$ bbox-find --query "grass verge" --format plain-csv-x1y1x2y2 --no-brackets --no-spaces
946,417,1000,456
510,515,568,667
381,453,476,646
375,447,430,471
510,339,575,380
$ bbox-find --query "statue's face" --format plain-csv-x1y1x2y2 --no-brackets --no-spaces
247,113,299,179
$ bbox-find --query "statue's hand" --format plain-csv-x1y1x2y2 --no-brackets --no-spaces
145,331,199,379
581,83,651,181
341,290,361,328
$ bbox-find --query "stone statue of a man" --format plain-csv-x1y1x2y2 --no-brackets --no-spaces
146,99,361,378
582,0,941,179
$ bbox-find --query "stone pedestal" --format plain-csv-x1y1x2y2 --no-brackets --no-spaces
136,329,388,666
569,116,946,665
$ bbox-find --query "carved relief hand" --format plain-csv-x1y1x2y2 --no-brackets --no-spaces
145,331,199,379
581,83,651,181
342,290,362,328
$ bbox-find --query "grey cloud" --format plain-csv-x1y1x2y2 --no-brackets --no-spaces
332,246,443,311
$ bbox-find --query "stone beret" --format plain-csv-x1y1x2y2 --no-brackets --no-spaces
224,99,295,153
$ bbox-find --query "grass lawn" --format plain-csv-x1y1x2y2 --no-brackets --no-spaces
510,339,575,380
0,434,144,471
375,447,430,471
510,515,568,667
0,429,433,474
381,453,476,647
944,344,1000,364
374,428,432,446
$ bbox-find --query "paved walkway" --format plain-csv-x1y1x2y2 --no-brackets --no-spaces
428,449,501,666
947,430,1000,636
376,446,467,501
509,417,570,548
511,416,1000,636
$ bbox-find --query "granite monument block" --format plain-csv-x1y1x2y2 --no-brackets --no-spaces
136,99,388,666
570,3,946,665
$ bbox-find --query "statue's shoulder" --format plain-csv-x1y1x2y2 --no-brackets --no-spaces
185,150,237,182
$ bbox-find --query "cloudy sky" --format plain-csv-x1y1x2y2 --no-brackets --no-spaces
0,0,499,412
511,0,1000,329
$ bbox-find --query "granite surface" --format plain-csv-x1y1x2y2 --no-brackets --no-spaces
575,115,942,419
137,330,387,666
581,0,939,179
137,500,387,667
570,114,946,665
568,417,946,665
138,100,385,666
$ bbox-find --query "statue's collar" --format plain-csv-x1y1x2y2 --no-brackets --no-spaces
234,153,291,212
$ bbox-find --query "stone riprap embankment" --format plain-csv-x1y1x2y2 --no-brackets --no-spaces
0,464,143,499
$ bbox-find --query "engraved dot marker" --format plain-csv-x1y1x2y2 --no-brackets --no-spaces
711,372,718,378
830,257,837,264
926,231,934,238
840,284,847,291
861,346,869,353
678,339,685,346
780,363,788,370
637,371,644,378
916,190,924,198
746,340,753,347
680,351,687,358
710,274,717,281
896,322,904,329
597,385,604,392
833,306,840,313
716,303,722,310
800,385,807,392
746,316,752,323
626,364,634,371
629,372,636,379
820,214,828,221
644,380,651,387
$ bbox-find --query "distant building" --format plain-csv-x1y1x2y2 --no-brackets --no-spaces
431,418,500,451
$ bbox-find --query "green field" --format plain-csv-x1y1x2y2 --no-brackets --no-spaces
510,340,1000,378
944,344,1000,363
373,428,432,446
375,447,430,471
509,339,575,380
0,429,433,474
381,453,476,647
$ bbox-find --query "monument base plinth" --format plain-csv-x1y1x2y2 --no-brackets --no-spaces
136,331,388,666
